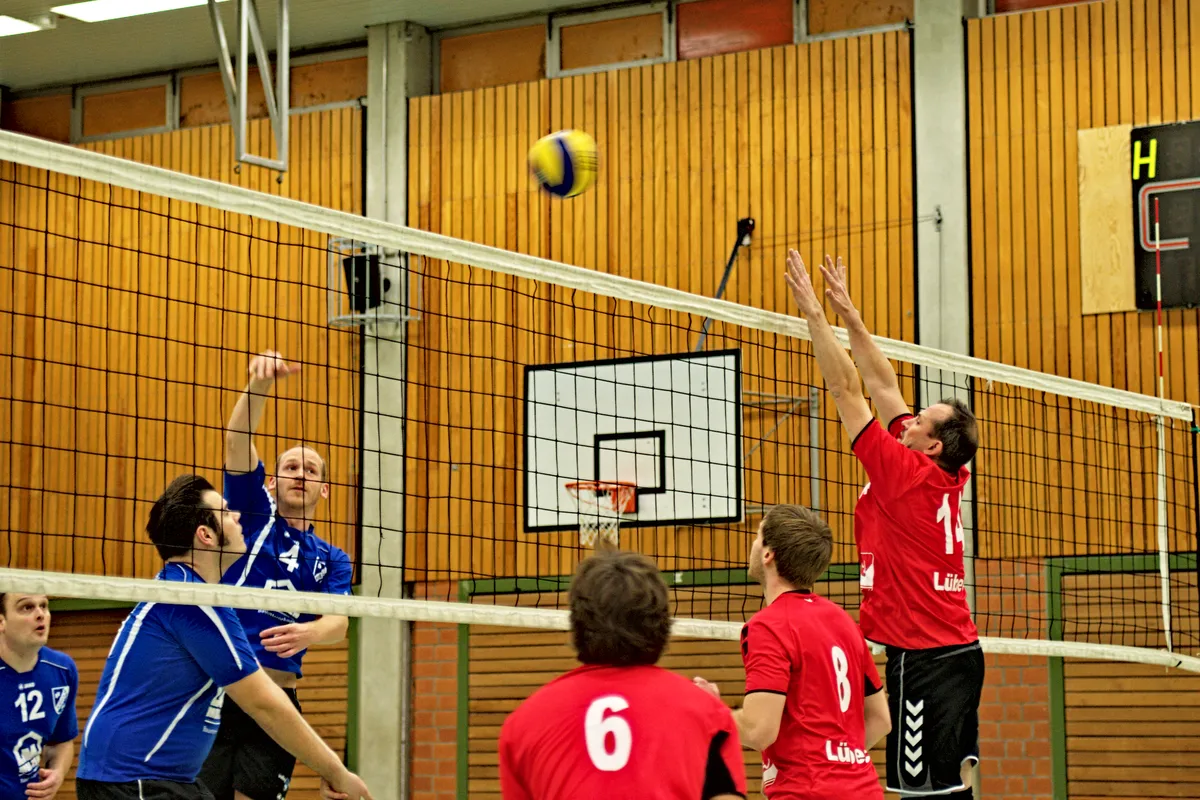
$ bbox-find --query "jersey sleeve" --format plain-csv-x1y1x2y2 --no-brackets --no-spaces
497,718,531,800
740,618,791,695
861,638,883,697
49,660,80,744
170,604,261,687
323,546,353,596
702,707,748,800
223,462,274,532
850,418,925,502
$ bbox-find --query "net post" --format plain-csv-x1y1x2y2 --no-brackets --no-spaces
1155,413,1173,652
808,386,821,511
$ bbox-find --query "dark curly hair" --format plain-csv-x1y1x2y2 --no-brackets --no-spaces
568,549,671,667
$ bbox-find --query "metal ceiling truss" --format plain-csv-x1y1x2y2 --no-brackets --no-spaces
208,0,290,173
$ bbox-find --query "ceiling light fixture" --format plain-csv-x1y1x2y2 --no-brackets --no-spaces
0,15,44,36
51,0,229,24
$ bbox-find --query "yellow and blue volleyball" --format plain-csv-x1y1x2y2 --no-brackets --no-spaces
528,129,598,198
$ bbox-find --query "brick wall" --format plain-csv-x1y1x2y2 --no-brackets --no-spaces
411,582,460,800
407,630,1057,800
976,654,1053,800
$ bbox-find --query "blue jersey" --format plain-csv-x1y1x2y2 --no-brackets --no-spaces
221,462,353,676
76,564,259,784
0,648,78,800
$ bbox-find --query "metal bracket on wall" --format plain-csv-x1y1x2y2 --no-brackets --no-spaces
208,0,290,173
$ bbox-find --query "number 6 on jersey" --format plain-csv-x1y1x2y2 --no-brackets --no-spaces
584,696,632,771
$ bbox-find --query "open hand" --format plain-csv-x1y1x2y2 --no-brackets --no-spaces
25,767,65,800
248,350,301,384
818,255,860,321
260,622,319,659
783,250,824,317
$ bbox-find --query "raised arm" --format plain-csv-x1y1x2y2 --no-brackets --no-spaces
819,257,911,425
785,251,873,442
226,351,301,475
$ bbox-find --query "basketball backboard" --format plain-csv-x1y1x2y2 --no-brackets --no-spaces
523,349,742,532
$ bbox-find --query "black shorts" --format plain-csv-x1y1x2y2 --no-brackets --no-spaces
197,688,302,800
884,641,984,796
77,779,214,800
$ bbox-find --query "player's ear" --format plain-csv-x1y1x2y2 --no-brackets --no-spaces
926,438,944,459
267,475,277,491
195,523,219,549
320,482,330,500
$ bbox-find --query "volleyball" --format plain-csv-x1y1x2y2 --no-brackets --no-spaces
528,129,598,198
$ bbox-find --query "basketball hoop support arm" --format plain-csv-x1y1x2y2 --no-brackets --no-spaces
208,0,290,173
694,218,755,352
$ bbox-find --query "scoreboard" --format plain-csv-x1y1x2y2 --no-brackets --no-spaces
1131,121,1200,310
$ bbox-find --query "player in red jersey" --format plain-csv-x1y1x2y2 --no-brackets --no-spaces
693,504,891,800
498,548,747,800
783,251,984,798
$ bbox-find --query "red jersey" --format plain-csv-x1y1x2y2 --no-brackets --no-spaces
498,663,747,800
741,591,884,800
852,415,978,650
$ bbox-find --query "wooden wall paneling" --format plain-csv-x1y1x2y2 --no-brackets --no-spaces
403,35,916,580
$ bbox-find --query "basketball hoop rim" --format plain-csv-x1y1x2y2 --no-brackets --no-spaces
564,480,638,514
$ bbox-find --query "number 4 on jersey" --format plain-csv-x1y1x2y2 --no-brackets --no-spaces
937,491,965,555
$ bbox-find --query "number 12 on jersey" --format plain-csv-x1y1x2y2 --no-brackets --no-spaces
937,491,965,555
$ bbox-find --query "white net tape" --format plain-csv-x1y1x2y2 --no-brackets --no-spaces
1,567,1198,672
0,131,1190,422
2,130,1198,675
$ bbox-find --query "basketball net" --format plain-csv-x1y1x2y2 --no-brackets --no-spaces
564,481,637,547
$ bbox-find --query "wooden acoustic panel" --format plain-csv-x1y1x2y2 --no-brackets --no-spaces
1077,124,1136,316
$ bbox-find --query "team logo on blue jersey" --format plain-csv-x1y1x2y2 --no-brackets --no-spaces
313,557,327,584
51,686,69,715
13,732,42,782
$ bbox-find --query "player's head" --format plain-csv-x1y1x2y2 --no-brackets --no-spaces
899,399,979,472
749,504,833,590
0,594,50,651
269,445,329,517
568,549,671,667
147,475,245,563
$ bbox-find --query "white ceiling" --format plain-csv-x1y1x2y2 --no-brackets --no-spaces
0,0,577,91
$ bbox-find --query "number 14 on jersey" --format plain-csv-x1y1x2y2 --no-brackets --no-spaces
937,491,965,555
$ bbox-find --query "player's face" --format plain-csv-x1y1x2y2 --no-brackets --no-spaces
203,490,246,557
0,594,50,649
748,523,766,583
271,446,329,513
900,405,951,459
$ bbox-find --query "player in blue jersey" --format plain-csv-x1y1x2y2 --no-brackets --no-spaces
76,475,371,800
0,593,78,800
198,351,353,800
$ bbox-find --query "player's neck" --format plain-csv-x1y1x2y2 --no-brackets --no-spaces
166,555,221,584
0,640,40,673
280,510,311,531
763,575,798,606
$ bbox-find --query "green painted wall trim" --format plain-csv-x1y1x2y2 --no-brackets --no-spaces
49,598,135,612
1042,551,1195,800
461,562,860,598
1044,551,1197,574
1047,655,1067,800
344,616,360,770
456,582,470,800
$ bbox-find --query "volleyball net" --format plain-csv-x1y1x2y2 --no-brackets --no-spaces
1,130,1198,671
